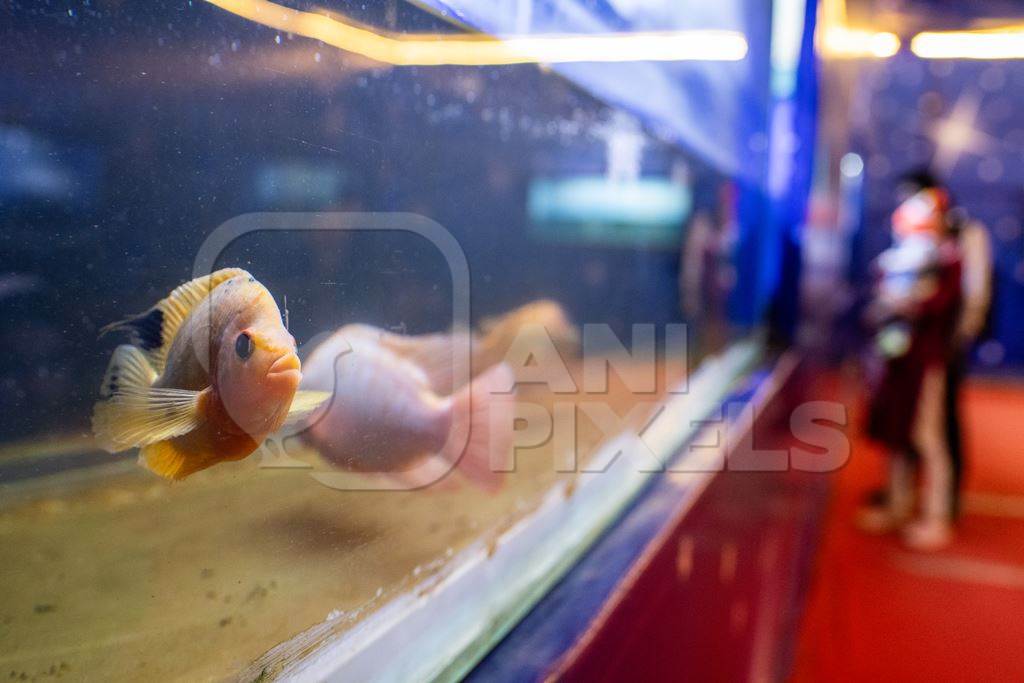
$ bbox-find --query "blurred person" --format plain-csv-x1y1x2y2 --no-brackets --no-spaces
679,183,738,353
862,172,991,519
680,209,712,320
945,203,993,516
859,176,962,550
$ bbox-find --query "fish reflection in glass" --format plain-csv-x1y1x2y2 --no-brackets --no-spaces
298,324,516,491
293,300,578,491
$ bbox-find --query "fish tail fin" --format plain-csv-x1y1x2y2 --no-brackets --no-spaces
479,301,580,361
441,363,516,492
92,345,203,453
139,440,198,480
544,309,581,354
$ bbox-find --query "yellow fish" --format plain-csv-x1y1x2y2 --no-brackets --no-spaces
92,268,325,480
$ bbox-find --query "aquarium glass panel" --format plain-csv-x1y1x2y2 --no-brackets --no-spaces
0,0,801,678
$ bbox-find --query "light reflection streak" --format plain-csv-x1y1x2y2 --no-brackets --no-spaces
204,0,749,65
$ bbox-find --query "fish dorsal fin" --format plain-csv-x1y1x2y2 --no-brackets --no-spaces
101,268,249,373
92,345,205,452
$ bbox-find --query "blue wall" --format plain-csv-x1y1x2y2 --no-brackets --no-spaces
848,55,1024,368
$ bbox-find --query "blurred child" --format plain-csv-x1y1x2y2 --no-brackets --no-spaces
871,190,947,359
861,185,962,550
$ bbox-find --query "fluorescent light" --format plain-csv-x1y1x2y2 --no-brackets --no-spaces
819,27,900,58
816,0,899,59
911,29,1024,60
204,0,748,65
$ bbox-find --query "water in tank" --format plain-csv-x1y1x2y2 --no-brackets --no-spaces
0,1,791,679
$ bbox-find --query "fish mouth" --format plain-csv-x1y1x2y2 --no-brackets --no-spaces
267,352,301,384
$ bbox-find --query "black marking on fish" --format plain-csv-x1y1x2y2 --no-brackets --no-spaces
121,308,165,350
103,380,117,397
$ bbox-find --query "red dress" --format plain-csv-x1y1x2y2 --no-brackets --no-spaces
867,240,962,451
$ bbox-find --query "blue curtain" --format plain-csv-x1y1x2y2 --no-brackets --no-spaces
417,0,775,186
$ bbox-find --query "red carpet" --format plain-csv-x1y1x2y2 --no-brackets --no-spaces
791,375,1024,682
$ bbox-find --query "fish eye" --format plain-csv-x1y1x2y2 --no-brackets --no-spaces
235,332,254,361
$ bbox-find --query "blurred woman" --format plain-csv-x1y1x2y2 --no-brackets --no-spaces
945,205,993,516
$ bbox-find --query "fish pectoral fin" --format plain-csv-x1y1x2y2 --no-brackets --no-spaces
282,390,332,427
100,268,248,373
92,345,205,452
